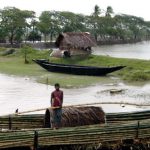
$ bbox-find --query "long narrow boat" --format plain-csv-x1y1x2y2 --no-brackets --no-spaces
33,59,125,76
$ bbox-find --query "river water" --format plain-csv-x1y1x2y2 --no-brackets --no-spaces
1,42,150,115
0,74,150,115
93,41,150,60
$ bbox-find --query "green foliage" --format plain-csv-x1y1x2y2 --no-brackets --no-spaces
0,6,150,44
0,27,7,42
37,11,53,42
0,7,35,44
27,31,41,42
19,46,50,63
92,5,101,17
59,12,86,32
0,47,7,56
21,45,34,54
105,6,114,17
128,71,150,81
0,47,6,52
37,11,62,42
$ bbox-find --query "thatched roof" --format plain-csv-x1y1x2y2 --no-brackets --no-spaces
55,32,96,49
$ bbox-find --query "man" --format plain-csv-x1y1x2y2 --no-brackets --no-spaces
51,83,63,129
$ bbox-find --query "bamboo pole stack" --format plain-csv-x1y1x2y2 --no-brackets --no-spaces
0,114,44,130
37,119,150,147
0,119,149,149
0,130,34,149
106,110,150,123
0,109,150,130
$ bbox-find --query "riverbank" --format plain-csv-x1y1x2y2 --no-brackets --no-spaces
0,39,148,49
0,47,150,88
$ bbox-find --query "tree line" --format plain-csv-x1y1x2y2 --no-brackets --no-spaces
0,5,150,45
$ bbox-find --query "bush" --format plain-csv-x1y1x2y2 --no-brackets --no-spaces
0,47,6,52
0,47,7,56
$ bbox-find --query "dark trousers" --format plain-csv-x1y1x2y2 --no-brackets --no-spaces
51,108,62,128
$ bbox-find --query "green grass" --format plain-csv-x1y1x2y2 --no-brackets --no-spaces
0,46,150,87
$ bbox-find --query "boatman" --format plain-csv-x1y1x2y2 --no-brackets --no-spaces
51,83,63,129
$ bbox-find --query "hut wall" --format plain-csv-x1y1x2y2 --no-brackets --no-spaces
59,39,69,50
70,48,91,56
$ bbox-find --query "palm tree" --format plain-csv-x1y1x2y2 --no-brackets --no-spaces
105,6,113,17
91,5,101,42
92,5,101,17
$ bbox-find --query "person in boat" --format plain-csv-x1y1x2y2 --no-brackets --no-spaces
51,83,63,129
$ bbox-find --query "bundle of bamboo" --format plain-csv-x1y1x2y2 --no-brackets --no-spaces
38,119,150,147
0,130,34,149
0,119,149,149
106,110,150,123
44,106,105,128
0,114,44,130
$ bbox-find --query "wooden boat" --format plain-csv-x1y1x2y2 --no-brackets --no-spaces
33,59,125,76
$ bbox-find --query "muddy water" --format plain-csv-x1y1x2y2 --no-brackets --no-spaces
93,41,150,60
0,74,150,115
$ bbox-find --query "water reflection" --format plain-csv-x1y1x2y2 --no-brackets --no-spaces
93,41,150,60
0,74,149,115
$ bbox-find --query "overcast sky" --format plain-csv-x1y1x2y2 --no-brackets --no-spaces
0,0,150,21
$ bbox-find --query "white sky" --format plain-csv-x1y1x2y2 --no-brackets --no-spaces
0,0,150,21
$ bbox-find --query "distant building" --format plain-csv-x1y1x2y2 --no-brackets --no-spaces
54,32,96,57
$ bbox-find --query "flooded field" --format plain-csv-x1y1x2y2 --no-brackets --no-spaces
93,41,150,60
0,74,150,115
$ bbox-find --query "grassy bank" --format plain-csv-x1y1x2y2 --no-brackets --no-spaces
0,47,150,87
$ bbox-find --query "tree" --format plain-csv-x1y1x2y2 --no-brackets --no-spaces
37,11,52,42
38,11,61,42
1,6,150,45
0,26,7,43
90,5,101,41
59,11,86,32
92,5,101,17
114,14,146,40
21,45,33,64
0,7,35,45
28,19,40,43
105,6,113,17
97,17,116,40
27,31,41,42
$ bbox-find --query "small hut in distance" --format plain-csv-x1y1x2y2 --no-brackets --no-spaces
54,32,96,57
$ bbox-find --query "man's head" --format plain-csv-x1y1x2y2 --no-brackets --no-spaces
55,83,60,90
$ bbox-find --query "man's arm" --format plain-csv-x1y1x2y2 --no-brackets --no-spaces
61,91,63,105
50,92,53,106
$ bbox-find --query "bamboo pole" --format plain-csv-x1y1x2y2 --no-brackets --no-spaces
0,119,149,148
3,101,150,116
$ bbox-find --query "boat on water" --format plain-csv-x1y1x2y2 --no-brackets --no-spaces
33,59,125,76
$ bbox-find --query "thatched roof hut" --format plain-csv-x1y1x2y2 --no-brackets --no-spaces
55,32,96,56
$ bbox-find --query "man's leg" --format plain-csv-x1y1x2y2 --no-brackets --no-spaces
51,109,57,129
56,108,62,129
